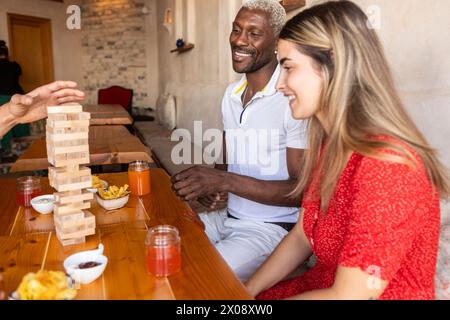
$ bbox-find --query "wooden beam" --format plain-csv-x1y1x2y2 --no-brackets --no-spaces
280,0,306,12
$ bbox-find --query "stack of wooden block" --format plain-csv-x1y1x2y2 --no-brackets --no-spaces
46,104,96,246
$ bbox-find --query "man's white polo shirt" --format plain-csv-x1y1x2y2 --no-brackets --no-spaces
222,65,308,224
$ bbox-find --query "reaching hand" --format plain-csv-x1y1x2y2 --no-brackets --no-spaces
8,81,85,124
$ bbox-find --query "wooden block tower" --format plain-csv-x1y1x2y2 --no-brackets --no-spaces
46,104,96,246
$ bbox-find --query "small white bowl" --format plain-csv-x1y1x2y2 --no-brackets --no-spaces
31,195,55,215
63,244,108,285
95,193,129,211
87,179,108,193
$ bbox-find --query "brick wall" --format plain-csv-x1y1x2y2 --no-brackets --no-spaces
81,0,150,108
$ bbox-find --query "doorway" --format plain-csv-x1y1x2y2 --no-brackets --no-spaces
7,13,54,93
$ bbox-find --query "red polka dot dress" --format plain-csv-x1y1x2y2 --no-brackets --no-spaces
257,141,441,300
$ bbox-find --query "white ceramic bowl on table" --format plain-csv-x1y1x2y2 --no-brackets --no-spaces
30,195,55,214
95,193,129,210
63,244,108,285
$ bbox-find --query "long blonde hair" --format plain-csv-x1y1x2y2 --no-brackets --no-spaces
281,1,450,210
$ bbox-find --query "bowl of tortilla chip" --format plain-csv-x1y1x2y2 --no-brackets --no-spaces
9,270,76,300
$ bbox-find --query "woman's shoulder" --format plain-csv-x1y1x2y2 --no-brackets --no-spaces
349,135,431,189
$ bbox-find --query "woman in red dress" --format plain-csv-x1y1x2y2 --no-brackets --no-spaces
245,1,449,300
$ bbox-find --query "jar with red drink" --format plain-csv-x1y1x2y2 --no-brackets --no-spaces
145,225,181,277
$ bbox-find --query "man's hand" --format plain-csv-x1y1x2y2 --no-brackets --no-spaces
197,192,228,209
9,81,85,124
172,166,228,201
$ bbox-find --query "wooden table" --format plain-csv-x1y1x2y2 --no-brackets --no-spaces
10,126,153,172
0,169,251,300
84,104,133,126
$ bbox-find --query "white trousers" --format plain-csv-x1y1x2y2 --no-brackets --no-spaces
199,209,288,283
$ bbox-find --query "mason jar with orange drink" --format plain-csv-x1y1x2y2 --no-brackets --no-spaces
128,161,151,196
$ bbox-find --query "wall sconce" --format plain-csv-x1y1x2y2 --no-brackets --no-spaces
141,6,149,15
163,8,173,34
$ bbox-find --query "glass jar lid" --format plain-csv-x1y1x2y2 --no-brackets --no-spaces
16,176,41,191
145,225,180,247
129,161,150,172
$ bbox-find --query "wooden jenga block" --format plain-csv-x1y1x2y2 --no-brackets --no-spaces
55,211,95,228
49,153,90,168
46,125,88,135
56,233,86,247
48,112,90,122
68,112,91,121
55,211,86,223
47,114,67,121
48,139,89,149
49,166,90,181
49,165,82,181
56,226,95,240
47,131,89,142
54,190,93,205
58,179,91,192
58,211,95,228
50,175,92,192
47,105,83,114
50,144,89,155
54,201,91,215
47,119,90,129
54,211,95,234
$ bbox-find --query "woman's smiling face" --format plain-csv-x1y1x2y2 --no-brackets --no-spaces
276,39,325,122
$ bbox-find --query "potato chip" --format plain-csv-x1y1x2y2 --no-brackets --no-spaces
92,175,104,190
16,270,77,300
98,184,130,200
